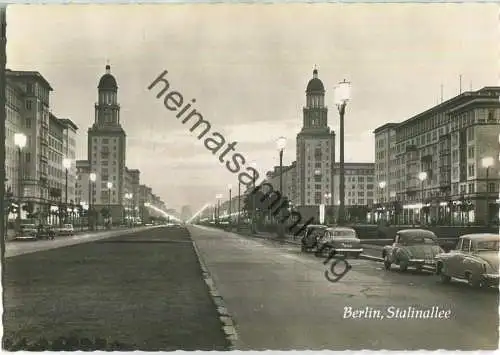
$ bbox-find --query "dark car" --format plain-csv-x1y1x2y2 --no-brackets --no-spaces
301,225,328,252
382,229,443,272
36,225,56,240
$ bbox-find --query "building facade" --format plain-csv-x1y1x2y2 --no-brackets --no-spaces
296,68,336,221
374,86,500,225
333,162,375,222
5,70,78,224
6,70,52,218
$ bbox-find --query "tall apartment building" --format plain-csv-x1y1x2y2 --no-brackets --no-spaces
5,70,52,215
334,162,375,208
48,113,78,206
5,70,78,223
374,86,500,225
296,69,336,220
75,160,90,205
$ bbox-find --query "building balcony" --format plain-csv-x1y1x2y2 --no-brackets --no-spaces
405,145,417,152
39,154,48,163
40,137,49,146
421,154,432,162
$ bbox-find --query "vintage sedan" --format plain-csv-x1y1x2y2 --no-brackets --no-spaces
300,225,328,252
435,233,499,288
315,226,363,258
382,229,443,272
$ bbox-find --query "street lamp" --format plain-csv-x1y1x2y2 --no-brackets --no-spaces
62,157,72,223
378,181,387,222
482,156,494,224
124,193,133,227
334,79,351,226
418,171,428,224
237,180,241,230
14,133,26,234
250,161,258,232
324,192,332,224
215,193,223,224
227,184,232,225
276,136,287,238
107,181,113,226
89,172,97,230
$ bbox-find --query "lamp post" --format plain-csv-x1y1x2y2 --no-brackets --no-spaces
89,172,96,230
228,184,232,226
107,181,113,227
276,136,287,238
250,161,257,232
62,157,71,223
378,181,386,223
418,171,428,225
14,133,26,235
125,193,133,227
324,192,332,225
216,194,223,224
237,180,241,230
482,156,494,225
334,79,351,226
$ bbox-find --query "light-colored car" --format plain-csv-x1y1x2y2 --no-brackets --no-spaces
435,233,499,288
17,224,37,239
58,224,74,236
382,229,443,272
316,226,363,258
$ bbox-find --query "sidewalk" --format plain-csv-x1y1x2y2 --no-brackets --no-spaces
5,226,157,258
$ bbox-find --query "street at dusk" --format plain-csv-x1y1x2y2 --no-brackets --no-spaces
1,2,499,352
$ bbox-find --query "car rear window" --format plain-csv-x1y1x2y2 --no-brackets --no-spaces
332,230,356,237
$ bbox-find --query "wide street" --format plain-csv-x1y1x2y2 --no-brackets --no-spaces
189,225,499,350
3,224,498,350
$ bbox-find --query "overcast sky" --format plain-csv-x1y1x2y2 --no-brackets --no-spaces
6,3,498,214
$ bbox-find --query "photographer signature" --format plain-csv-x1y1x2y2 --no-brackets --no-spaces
323,252,352,283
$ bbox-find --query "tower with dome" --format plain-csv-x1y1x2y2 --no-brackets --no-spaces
295,67,336,222
86,64,127,223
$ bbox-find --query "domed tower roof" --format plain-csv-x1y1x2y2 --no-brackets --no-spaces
98,64,118,90
306,68,325,94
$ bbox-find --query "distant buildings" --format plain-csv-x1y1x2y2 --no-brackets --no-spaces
374,86,500,225
181,205,192,221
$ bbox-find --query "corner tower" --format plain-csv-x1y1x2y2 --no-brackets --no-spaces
296,68,336,222
87,64,127,224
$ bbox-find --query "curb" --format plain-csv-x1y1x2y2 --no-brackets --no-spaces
191,241,239,350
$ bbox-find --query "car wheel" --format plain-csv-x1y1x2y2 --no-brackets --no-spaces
301,245,306,252
466,273,483,288
355,253,360,259
384,255,392,270
399,261,408,272
416,265,423,272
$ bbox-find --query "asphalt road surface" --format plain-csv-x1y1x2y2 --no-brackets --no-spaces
189,225,499,351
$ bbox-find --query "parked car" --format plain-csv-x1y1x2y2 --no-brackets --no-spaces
435,233,499,288
15,224,38,240
382,229,443,272
315,226,363,258
36,225,56,240
300,225,328,252
57,224,74,236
